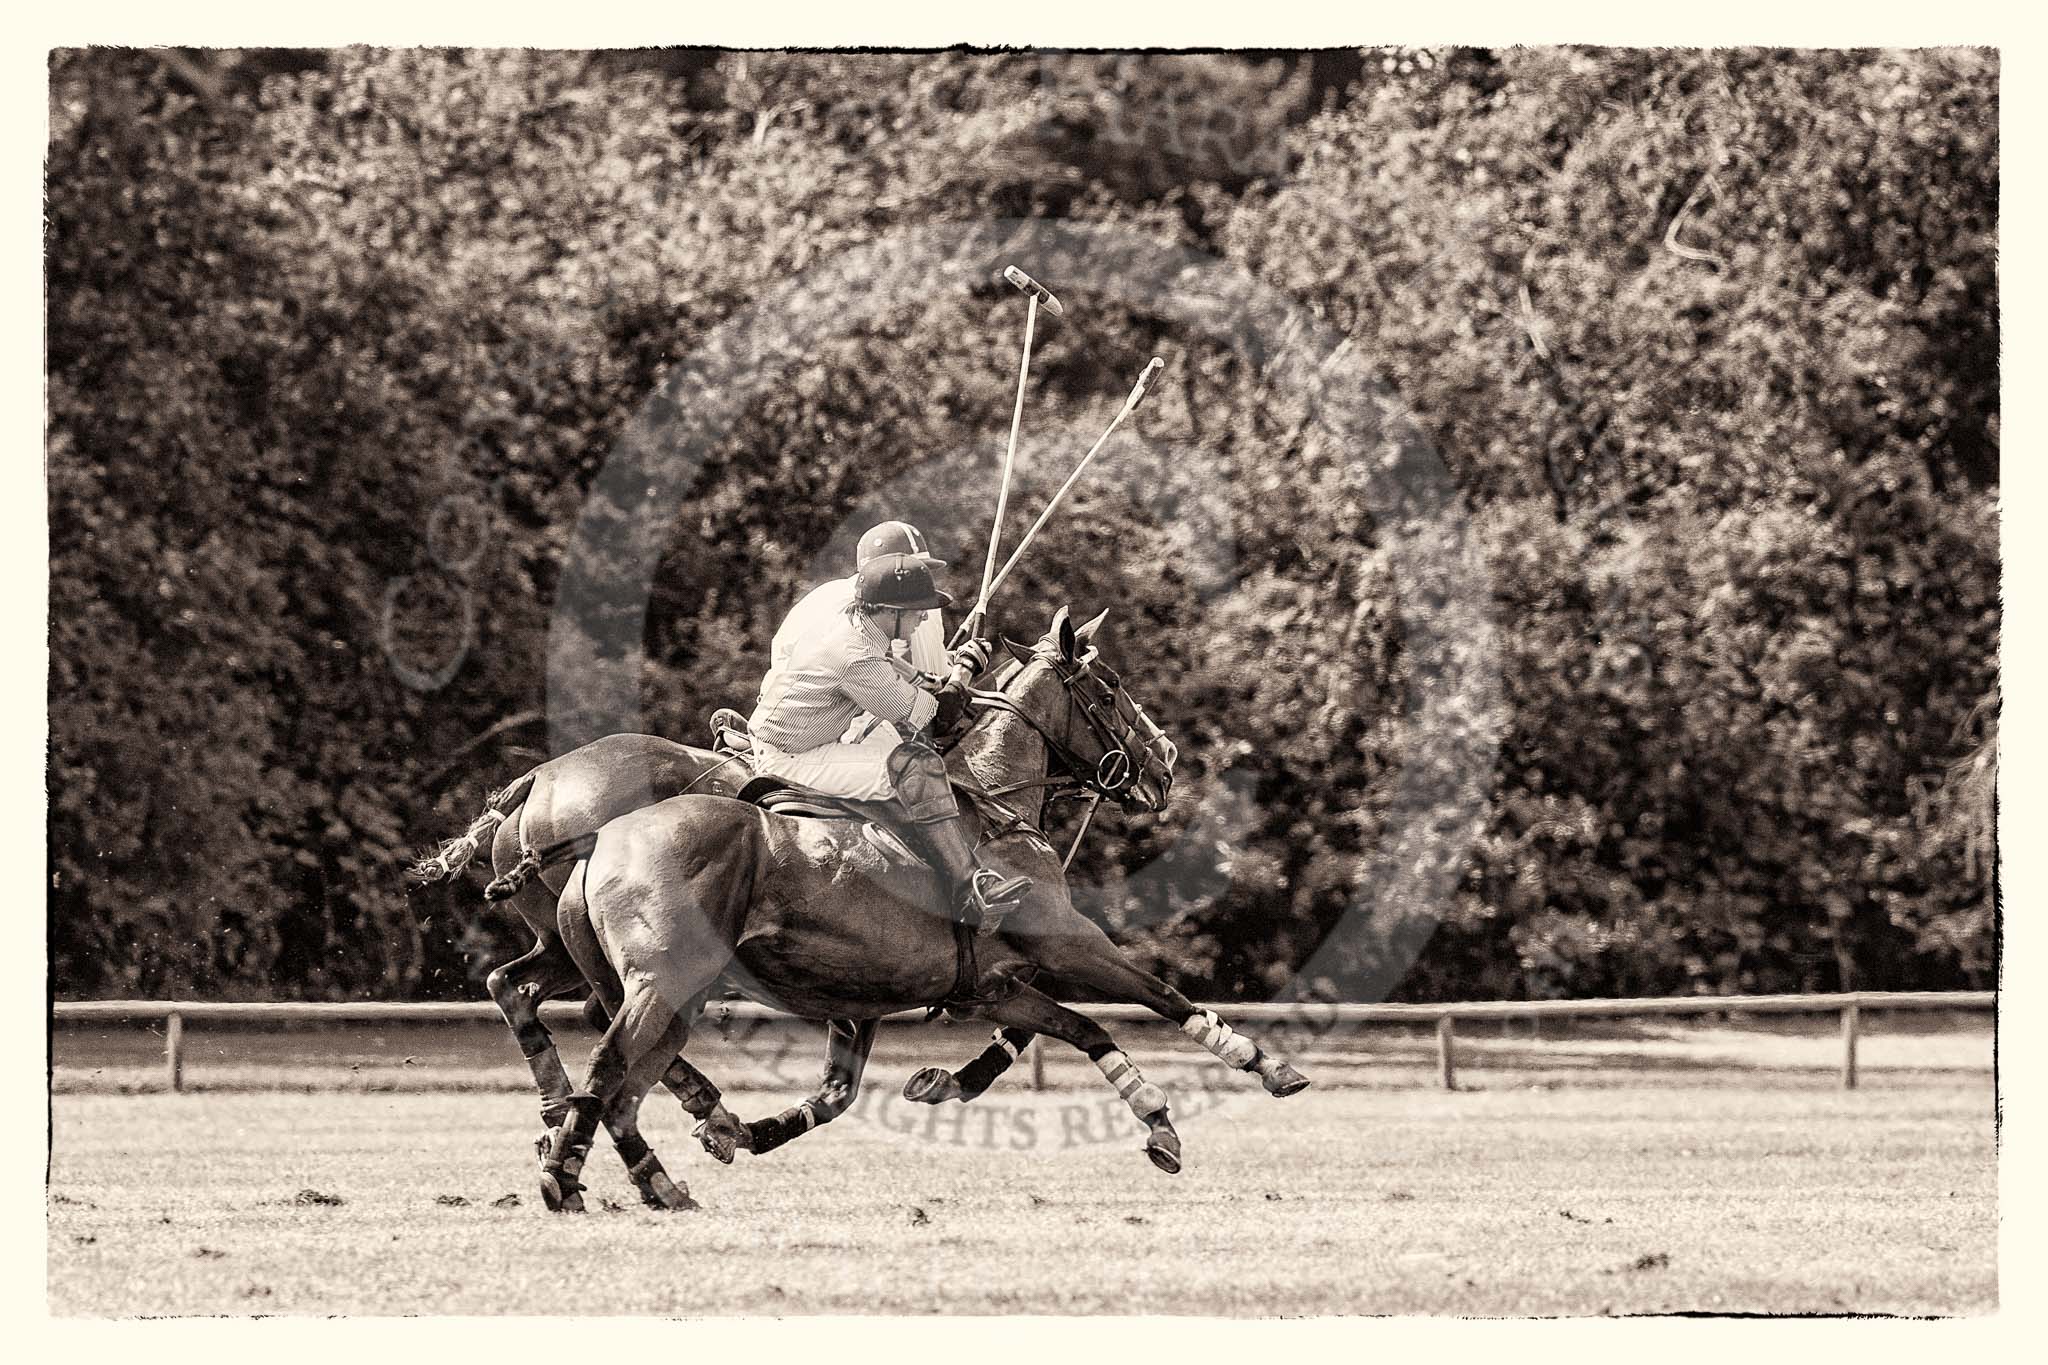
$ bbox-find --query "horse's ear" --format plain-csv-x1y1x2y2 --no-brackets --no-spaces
1074,608,1109,644
1001,636,1035,666
1044,606,1074,659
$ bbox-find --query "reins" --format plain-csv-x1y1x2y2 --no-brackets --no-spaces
953,649,1160,809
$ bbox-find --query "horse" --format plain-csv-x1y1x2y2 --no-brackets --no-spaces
533,606,1310,1212
407,642,1109,1202
411,732,760,1208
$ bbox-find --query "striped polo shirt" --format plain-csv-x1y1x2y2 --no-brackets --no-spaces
748,605,939,753
771,576,949,678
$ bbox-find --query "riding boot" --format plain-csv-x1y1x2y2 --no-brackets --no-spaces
887,739,1031,927
913,808,1031,928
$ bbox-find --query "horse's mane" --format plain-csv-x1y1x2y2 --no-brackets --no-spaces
947,648,1063,807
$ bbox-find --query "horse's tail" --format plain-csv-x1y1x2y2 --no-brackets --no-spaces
484,829,599,902
409,772,538,885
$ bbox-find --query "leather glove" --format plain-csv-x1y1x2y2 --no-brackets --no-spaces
931,681,973,734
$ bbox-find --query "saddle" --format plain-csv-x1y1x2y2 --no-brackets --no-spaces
733,773,925,867
711,711,1039,1012
713,708,1029,864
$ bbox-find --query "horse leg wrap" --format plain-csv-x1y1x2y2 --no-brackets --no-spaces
540,1095,599,1208
511,1022,574,1121
552,1096,599,1179
512,1019,553,1060
954,1028,1024,1099
1095,1049,1170,1120
627,1152,694,1210
662,1060,722,1119
1181,1009,1259,1070
613,1130,651,1169
745,1101,818,1156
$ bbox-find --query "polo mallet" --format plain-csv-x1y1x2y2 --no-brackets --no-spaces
953,355,1165,647
965,267,1064,644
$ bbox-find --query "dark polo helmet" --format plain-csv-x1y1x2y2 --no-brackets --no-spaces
855,554,953,611
856,520,947,569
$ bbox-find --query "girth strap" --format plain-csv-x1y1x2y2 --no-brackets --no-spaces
945,920,979,1010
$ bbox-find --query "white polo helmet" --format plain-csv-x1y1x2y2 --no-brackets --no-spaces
856,521,947,570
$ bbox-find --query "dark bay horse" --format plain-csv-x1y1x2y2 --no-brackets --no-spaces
409,612,1145,1189
412,732,758,1207
408,660,1096,1201
535,608,1309,1212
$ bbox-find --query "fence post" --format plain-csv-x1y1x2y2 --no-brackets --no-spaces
1840,1002,1860,1090
1029,1036,1045,1091
1436,1015,1457,1090
165,1011,185,1093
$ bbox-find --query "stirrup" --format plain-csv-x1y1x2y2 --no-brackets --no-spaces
710,707,753,756
969,869,1031,916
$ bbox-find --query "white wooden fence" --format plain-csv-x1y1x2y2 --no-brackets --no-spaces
53,990,1993,1093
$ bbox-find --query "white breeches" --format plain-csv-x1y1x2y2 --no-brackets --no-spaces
752,722,905,800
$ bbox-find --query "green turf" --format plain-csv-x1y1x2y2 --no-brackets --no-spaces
48,1076,1995,1317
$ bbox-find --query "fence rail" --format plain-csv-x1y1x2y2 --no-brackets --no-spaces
53,990,1993,1094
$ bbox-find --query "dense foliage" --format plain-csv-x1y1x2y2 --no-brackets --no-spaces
47,48,1997,1001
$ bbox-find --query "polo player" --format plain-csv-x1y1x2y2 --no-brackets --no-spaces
746,553,1030,924
771,520,949,680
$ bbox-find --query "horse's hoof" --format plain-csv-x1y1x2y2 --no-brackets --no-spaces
904,1068,962,1105
1145,1134,1183,1176
1262,1062,1311,1098
640,1171,701,1212
539,1172,584,1213
693,1117,741,1164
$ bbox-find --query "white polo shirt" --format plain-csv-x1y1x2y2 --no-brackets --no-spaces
749,605,940,754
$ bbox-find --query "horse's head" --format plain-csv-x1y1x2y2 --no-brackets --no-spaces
995,606,1179,813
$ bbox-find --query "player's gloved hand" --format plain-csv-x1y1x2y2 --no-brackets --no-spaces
950,638,993,675
944,638,992,693
931,680,973,734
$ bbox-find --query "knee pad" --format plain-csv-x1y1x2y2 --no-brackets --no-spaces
887,740,958,823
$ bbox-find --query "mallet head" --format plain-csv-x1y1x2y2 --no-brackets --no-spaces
1002,265,1064,318
1125,357,1165,413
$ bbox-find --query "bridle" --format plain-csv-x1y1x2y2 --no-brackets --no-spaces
968,643,1178,810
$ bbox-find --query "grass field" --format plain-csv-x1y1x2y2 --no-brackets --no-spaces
48,1057,1996,1317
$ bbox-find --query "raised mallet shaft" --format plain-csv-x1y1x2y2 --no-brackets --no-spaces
972,266,1064,638
955,356,1166,646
